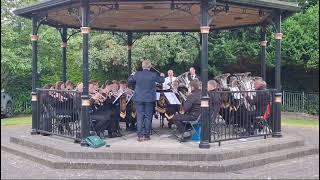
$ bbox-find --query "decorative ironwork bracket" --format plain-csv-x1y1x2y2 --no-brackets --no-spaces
34,15,48,34
89,4,115,25
172,3,194,15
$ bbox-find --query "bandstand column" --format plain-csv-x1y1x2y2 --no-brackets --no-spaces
31,16,39,135
260,26,267,81
199,0,210,149
127,32,133,75
273,11,282,137
80,1,91,146
61,27,67,82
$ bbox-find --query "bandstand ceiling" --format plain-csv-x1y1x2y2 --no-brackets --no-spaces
13,0,300,32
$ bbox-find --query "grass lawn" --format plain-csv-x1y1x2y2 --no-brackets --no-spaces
1,115,319,128
282,117,319,128
1,116,32,126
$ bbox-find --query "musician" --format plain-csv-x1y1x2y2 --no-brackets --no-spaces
119,80,128,93
110,80,123,136
207,80,222,122
162,70,177,90
172,80,201,141
242,79,270,135
55,81,66,90
187,67,201,81
65,80,75,90
128,59,165,142
89,90,120,138
75,83,83,92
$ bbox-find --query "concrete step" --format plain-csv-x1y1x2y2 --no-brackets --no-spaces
2,141,318,172
8,136,305,161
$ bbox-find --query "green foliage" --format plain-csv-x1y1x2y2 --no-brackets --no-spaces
1,0,319,114
282,3,319,69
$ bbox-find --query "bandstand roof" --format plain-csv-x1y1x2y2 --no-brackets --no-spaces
13,0,300,32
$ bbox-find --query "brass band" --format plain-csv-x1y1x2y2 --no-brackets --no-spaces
200,26,210,34
275,33,283,40
31,35,38,41
81,27,91,34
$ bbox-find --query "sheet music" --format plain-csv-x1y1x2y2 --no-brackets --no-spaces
156,92,160,101
164,92,181,105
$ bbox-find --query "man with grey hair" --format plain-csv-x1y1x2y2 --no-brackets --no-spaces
128,60,165,142
172,79,201,141
242,79,270,135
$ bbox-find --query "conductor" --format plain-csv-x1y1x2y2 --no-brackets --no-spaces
128,60,165,142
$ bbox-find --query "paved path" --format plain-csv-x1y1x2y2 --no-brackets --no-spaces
1,124,319,179
1,150,318,179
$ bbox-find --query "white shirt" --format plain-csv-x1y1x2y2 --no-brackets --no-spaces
162,76,177,90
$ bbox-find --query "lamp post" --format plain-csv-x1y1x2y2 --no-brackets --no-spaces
199,0,210,149
273,11,282,137
80,1,91,146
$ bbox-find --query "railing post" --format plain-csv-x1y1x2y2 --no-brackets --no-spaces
302,91,305,112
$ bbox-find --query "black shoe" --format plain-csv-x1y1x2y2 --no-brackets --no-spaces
168,122,172,129
144,135,151,141
137,136,143,142
182,131,192,138
108,133,117,138
114,131,123,137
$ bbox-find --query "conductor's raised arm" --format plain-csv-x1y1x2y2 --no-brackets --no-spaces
128,72,136,84
156,73,165,83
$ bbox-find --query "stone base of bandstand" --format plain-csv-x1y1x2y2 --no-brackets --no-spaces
1,122,318,173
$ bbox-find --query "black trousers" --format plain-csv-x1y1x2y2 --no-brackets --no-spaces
91,110,115,135
172,114,196,133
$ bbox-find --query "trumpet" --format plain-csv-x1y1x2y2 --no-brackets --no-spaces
90,90,107,105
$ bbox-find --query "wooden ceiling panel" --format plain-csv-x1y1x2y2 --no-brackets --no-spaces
45,2,272,31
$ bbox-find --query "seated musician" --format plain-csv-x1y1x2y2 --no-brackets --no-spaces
207,80,222,122
118,80,136,131
162,70,177,90
119,80,128,93
110,80,122,133
172,80,201,141
65,80,75,90
88,80,122,138
75,83,83,92
164,80,181,128
242,79,270,135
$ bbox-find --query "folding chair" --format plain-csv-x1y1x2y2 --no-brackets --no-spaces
178,115,201,142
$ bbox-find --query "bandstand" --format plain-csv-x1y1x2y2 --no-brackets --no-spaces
13,0,300,149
